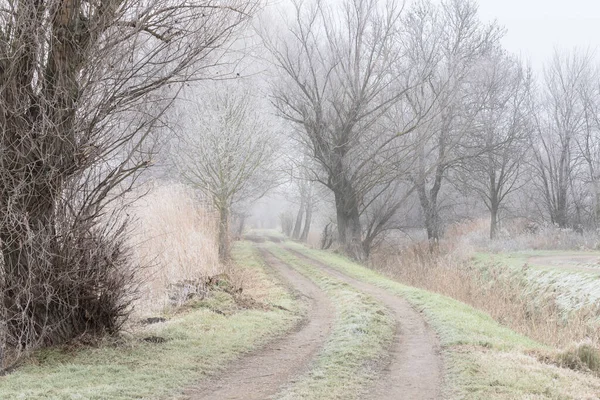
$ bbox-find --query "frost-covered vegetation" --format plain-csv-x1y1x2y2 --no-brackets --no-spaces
2,0,600,397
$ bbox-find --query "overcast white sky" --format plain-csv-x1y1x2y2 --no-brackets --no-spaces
267,0,600,71
475,0,600,69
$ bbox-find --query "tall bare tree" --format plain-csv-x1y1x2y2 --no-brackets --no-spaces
404,0,503,241
264,0,433,260
531,50,594,228
176,84,279,261
457,52,533,239
0,0,255,365
569,53,600,227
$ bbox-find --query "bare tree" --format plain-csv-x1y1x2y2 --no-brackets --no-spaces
284,154,319,242
404,0,503,242
264,0,433,260
531,50,594,228
0,0,255,366
291,178,317,241
457,52,533,239
176,84,279,261
572,55,600,227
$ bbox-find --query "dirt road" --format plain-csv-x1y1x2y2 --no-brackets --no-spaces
184,244,442,399
286,248,442,400
182,251,335,400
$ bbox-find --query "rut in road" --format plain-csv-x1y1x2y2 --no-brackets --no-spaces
181,250,335,400
286,247,443,400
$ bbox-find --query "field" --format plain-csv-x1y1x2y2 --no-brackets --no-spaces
2,219,600,399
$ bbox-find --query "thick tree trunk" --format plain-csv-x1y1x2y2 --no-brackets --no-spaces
0,0,129,349
416,180,442,243
555,197,569,228
1,193,60,347
424,206,442,242
334,191,365,262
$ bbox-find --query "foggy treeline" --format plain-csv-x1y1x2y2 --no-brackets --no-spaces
257,0,600,262
1,0,599,367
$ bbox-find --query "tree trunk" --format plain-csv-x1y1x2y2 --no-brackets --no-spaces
424,206,442,242
235,214,247,238
490,203,499,240
292,198,305,239
218,207,230,261
416,180,442,243
334,191,365,262
300,201,312,242
1,193,59,347
552,195,569,228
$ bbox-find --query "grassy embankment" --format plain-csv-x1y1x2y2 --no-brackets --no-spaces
286,243,600,399
0,242,300,400
474,251,600,310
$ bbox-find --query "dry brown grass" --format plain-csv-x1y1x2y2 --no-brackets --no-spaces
127,182,222,314
370,240,600,351
371,218,600,375
448,217,600,252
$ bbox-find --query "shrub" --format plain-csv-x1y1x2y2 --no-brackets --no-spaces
554,343,600,374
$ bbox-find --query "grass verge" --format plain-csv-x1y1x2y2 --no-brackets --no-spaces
474,251,600,311
288,243,600,399
265,245,395,400
0,242,300,400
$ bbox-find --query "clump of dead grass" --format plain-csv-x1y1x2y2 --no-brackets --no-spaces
127,181,222,314
534,341,600,377
555,342,600,374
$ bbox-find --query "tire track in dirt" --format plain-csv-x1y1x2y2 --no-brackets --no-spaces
181,250,335,400
286,247,443,400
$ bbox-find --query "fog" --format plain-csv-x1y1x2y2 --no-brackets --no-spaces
478,0,600,69
4,0,600,365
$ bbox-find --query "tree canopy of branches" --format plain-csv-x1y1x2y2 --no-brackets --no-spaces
0,0,256,366
176,85,279,261
531,51,598,228
457,51,532,239
265,0,433,260
402,0,503,242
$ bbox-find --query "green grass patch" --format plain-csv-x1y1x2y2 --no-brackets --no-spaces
448,347,600,399
265,245,395,400
286,243,600,399
288,244,539,351
0,242,301,400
